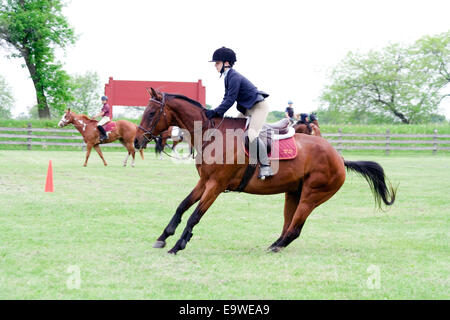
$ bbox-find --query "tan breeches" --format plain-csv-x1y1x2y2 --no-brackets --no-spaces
98,116,110,126
238,100,270,142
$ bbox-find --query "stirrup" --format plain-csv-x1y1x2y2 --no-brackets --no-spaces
258,165,274,180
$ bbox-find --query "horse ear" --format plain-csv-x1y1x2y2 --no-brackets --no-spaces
151,87,163,101
146,87,152,97
67,108,70,113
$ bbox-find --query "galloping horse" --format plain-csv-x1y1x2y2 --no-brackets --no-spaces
58,109,144,167
135,88,396,255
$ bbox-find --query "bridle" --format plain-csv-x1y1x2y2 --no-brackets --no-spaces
138,94,188,160
58,112,72,127
137,93,226,158
138,94,168,144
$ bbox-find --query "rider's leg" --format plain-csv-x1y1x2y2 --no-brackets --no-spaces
246,101,273,179
97,116,110,142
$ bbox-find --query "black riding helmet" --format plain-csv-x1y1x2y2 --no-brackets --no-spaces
209,47,237,74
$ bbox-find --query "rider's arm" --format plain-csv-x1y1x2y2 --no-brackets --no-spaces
214,73,242,117
92,111,105,118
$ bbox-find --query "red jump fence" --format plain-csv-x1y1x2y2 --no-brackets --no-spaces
104,77,206,112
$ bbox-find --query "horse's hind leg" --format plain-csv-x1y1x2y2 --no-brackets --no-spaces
154,180,205,248
123,153,130,167
268,187,301,251
129,145,136,167
123,142,135,167
270,184,338,252
94,145,107,166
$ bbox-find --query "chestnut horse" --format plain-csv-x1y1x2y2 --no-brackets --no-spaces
58,109,144,167
135,89,396,255
293,115,321,136
293,122,321,136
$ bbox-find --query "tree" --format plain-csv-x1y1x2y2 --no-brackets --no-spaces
0,74,14,118
320,31,450,124
0,0,76,118
267,110,285,122
412,31,450,104
67,71,102,115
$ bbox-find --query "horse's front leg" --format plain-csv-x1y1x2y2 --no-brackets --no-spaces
94,145,107,166
123,153,130,167
131,149,136,167
83,143,93,167
168,180,222,255
153,180,205,248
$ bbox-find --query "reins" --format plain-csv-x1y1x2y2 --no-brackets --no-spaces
201,116,225,150
138,94,225,160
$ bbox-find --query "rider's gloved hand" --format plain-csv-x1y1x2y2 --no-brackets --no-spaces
205,109,217,119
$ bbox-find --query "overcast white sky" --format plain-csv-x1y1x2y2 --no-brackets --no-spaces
2,0,450,118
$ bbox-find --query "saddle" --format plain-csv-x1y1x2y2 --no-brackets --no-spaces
243,118,297,160
102,122,117,132
261,118,291,135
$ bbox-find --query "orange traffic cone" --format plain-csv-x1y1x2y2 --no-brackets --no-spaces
45,160,54,192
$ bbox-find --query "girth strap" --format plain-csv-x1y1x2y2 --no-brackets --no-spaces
235,164,257,192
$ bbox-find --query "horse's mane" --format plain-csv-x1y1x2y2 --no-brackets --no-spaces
75,113,98,123
164,93,246,128
166,94,205,109
166,93,244,121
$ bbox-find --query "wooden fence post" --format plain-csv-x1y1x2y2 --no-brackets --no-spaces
27,123,32,150
433,129,438,155
385,129,390,156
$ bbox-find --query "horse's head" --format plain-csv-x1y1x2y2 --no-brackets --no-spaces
135,88,171,149
58,109,74,127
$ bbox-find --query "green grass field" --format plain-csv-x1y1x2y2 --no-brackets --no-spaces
0,150,448,299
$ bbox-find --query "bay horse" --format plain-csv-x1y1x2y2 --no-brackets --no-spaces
135,88,396,255
58,109,144,167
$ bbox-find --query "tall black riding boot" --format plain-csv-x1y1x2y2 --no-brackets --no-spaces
249,137,274,180
97,125,107,142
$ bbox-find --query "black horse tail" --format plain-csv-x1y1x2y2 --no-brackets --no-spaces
155,136,164,155
344,160,397,209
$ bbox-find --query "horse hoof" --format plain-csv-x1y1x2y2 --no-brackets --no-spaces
153,240,166,248
167,249,177,255
269,246,283,253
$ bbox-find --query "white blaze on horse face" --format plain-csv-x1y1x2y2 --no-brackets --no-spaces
58,114,68,127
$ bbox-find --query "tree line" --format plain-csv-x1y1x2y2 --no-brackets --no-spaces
317,31,450,124
1,0,450,123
